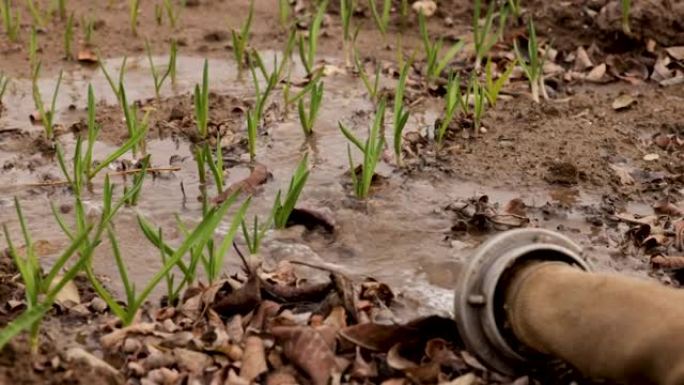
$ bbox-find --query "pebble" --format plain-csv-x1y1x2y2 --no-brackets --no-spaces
643,153,659,161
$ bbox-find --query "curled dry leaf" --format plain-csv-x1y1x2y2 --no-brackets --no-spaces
52,278,81,307
351,347,377,380
65,347,123,384
214,163,270,204
240,336,268,382
360,279,394,306
260,279,333,303
612,94,635,111
585,63,607,82
271,326,339,385
387,343,418,370
77,48,99,63
212,274,261,318
100,323,157,350
665,46,684,61
442,373,478,385
654,200,683,217
173,348,213,373
651,255,684,270
574,46,593,70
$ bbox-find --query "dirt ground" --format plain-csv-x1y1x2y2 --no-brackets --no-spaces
1,0,684,384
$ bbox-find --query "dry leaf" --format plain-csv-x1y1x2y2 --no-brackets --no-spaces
271,326,339,385
586,63,607,82
609,164,635,185
612,94,635,110
387,343,418,370
665,46,684,61
643,153,660,161
173,348,213,373
240,336,268,382
442,373,478,385
77,48,99,63
215,163,270,203
101,323,157,350
651,255,684,269
654,200,683,217
52,278,80,306
574,46,593,70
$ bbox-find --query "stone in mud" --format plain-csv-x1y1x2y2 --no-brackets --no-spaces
204,30,230,42
544,161,579,185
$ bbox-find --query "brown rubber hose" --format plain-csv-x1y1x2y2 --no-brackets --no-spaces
505,262,684,385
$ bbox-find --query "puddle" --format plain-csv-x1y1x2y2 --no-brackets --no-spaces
0,54,644,316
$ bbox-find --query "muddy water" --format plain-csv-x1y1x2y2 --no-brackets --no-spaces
0,54,638,317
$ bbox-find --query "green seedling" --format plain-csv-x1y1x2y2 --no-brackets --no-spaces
156,229,177,304
231,0,254,71
168,40,177,84
297,80,324,136
419,11,465,82
508,0,521,18
399,0,409,29
246,109,257,161
155,4,163,25
0,72,9,103
436,72,462,145
145,40,174,99
278,0,290,29
248,51,278,123
393,58,411,166
472,0,497,71
470,75,487,134
0,200,91,350
163,0,179,28
273,155,310,229
194,59,210,138
119,82,150,155
123,155,150,206
368,0,390,39
497,4,508,42
277,28,297,81
100,55,128,101
83,16,94,46
1,0,20,42
241,213,273,255
284,69,322,106
26,0,45,28
621,0,631,35
340,0,354,66
354,49,381,104
54,85,148,194
484,56,515,107
29,27,38,72
339,99,386,199
514,19,546,103
54,0,67,20
64,13,74,60
298,0,327,75
32,64,63,140
201,134,225,194
129,0,140,36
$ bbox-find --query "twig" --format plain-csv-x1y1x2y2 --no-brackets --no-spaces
106,166,181,176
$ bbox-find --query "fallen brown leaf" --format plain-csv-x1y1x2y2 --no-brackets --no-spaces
651,255,684,269
77,48,99,63
212,274,261,318
240,336,268,382
215,163,270,204
271,326,339,385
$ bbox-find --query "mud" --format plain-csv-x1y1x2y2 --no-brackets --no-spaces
0,0,683,384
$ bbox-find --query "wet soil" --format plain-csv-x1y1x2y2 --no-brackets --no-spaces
1,0,684,384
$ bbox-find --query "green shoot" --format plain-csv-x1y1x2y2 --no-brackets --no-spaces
145,40,173,99
507,0,521,18
64,13,74,60
129,0,140,36
513,19,546,103
194,59,210,138
339,99,386,199
1,0,20,42
340,0,354,66
55,0,67,20
484,56,515,107
32,64,63,141
246,110,257,161
368,0,390,39
0,72,8,103
155,3,163,25
100,55,127,101
119,82,150,156
399,0,409,29
0,203,91,350
621,0,631,35
497,4,509,42
472,0,497,71
278,0,290,29
29,27,38,73
436,72,462,145
163,0,179,28
273,155,310,228
241,213,273,255
248,51,278,123
82,16,94,46
419,11,465,82
393,58,411,166
354,49,381,104
123,155,150,206
231,0,254,71
26,0,45,28
297,80,324,136
471,76,487,134
168,39,178,85
156,229,177,304
298,0,327,75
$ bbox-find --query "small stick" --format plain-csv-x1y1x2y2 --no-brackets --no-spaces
106,166,181,177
